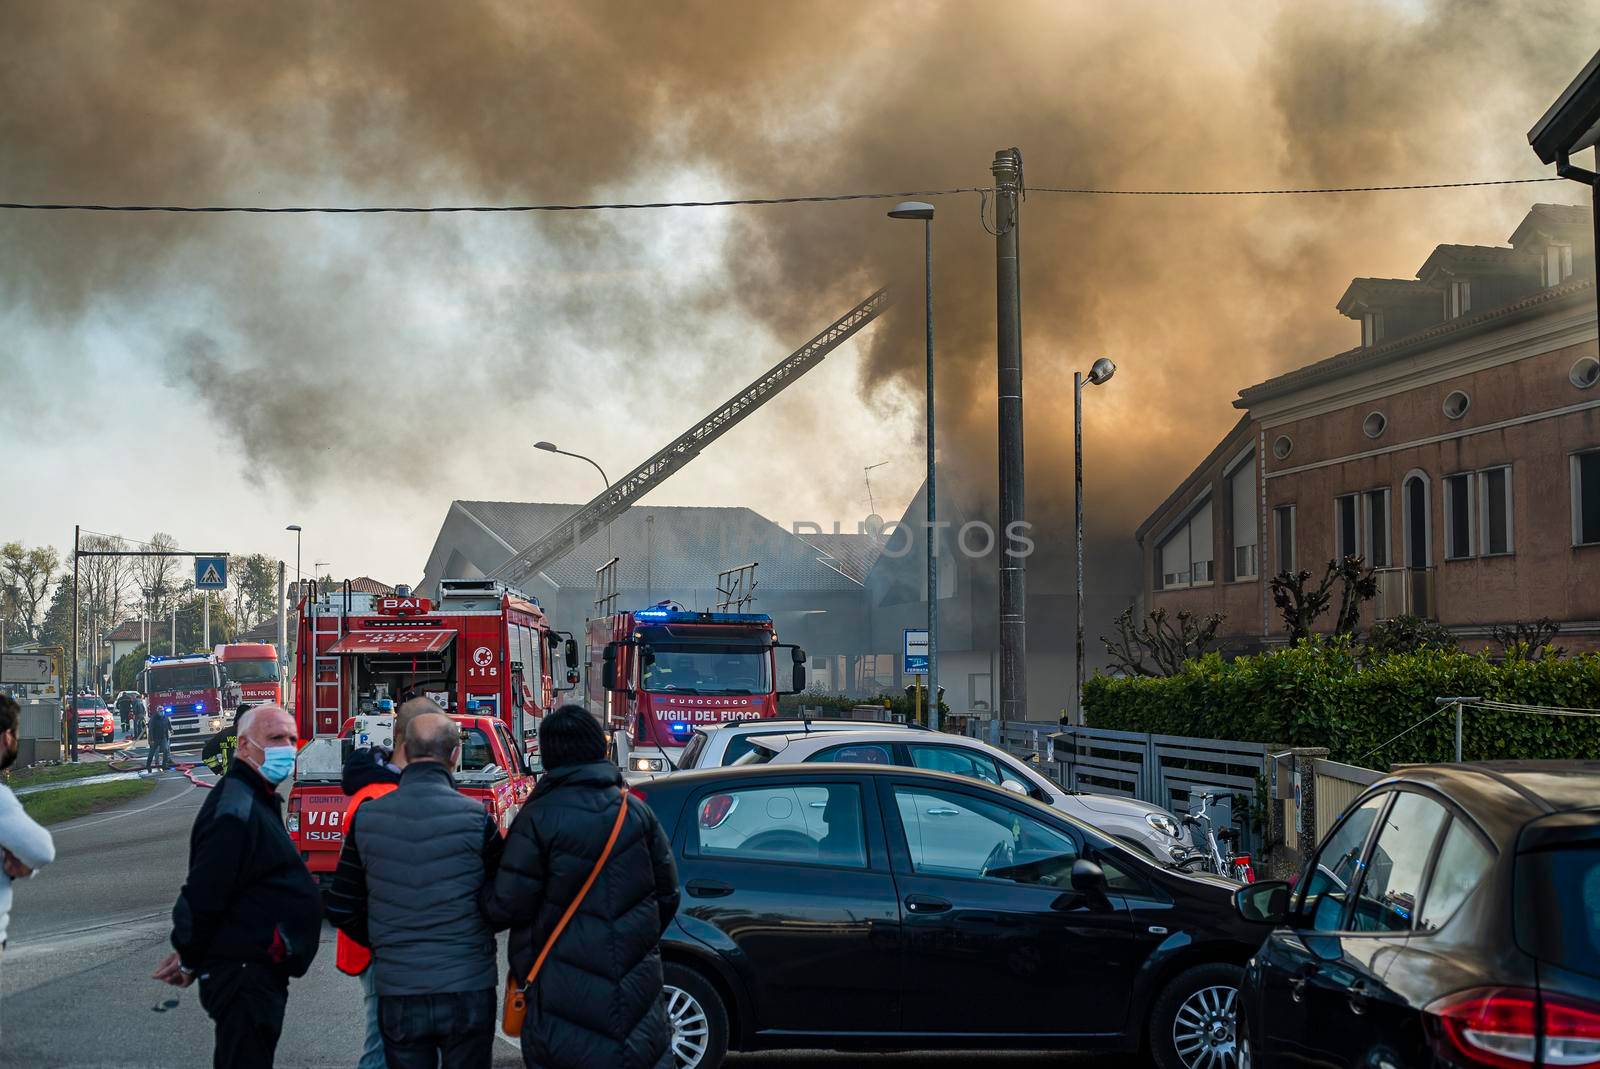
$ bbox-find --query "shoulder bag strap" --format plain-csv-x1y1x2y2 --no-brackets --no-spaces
520,790,631,991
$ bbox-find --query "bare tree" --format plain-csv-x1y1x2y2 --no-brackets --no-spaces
1100,606,1224,677
1492,617,1565,662
1,541,60,640
134,532,181,643
1269,556,1377,643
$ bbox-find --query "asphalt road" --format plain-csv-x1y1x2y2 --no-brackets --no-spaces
6,744,1121,1069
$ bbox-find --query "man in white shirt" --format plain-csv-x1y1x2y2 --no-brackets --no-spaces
0,694,57,1029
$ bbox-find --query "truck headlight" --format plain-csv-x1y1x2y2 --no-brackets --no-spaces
630,757,665,773
1146,813,1183,840
209,718,221,731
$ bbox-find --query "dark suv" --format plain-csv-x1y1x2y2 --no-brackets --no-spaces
1234,761,1600,1069
639,763,1269,1069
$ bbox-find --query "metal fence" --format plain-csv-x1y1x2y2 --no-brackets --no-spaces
966,719,1277,852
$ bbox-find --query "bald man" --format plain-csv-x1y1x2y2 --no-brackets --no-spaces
155,704,322,1069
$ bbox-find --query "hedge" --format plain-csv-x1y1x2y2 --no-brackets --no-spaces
1083,639,1600,767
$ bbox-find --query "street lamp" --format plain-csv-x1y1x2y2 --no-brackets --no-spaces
889,200,939,729
1074,357,1116,725
285,525,302,586
534,440,613,556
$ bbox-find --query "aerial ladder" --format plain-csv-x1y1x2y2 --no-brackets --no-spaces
489,287,890,586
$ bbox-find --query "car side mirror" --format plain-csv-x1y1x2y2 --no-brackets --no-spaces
1234,880,1291,925
790,664,806,693
1000,779,1028,796
792,646,807,665
601,643,620,691
563,638,579,669
1070,859,1106,891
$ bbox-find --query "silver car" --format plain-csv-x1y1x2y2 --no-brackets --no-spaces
736,729,1194,863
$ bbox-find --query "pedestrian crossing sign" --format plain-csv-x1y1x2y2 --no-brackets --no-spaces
195,556,228,590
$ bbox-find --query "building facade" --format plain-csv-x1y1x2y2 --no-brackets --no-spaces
1139,204,1600,651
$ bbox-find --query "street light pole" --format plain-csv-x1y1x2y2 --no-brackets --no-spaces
889,200,939,729
534,442,613,557
1074,357,1116,725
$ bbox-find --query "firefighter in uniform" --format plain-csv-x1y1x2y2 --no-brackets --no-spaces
202,722,239,776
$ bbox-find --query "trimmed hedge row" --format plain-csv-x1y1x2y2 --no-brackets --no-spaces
1083,640,1600,767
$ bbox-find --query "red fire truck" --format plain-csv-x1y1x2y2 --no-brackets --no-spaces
290,579,578,757
141,653,227,746
215,642,281,711
587,600,807,777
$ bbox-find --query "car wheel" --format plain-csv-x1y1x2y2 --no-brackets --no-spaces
1150,961,1244,1069
662,962,728,1069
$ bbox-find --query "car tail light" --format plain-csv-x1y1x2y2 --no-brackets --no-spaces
699,794,737,829
285,796,301,836
628,787,649,802
1427,988,1600,1069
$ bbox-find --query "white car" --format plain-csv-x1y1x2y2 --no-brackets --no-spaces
673,717,930,772
734,729,1194,864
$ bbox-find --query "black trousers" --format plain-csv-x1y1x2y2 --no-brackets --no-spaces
379,988,496,1069
197,961,289,1069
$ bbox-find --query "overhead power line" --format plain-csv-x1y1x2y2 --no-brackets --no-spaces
0,176,1563,214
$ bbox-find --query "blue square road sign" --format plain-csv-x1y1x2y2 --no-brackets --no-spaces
195,556,228,590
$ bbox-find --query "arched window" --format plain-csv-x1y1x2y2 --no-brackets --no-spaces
1403,471,1432,569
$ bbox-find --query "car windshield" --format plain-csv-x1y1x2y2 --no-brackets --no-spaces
222,658,279,683
76,696,106,708
1516,843,1600,980
147,664,217,691
643,646,771,696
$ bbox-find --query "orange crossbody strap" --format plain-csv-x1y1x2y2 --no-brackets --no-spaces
520,790,630,991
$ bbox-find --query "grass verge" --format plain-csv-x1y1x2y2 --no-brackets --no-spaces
4,761,126,790
20,778,157,825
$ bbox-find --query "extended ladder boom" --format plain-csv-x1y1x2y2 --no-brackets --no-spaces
491,287,890,585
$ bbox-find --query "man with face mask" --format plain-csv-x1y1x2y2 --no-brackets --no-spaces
0,694,56,1014
153,703,321,1068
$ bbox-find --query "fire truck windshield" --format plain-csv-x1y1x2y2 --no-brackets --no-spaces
222,659,280,683
643,646,771,695
147,664,218,691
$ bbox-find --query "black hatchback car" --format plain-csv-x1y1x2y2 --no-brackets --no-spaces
1234,761,1600,1069
638,763,1269,1069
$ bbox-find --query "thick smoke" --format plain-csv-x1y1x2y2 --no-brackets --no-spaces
2,0,1592,612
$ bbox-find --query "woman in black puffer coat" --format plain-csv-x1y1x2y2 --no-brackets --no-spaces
482,706,681,1069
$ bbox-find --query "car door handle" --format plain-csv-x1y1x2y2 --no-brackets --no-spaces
1348,980,1373,1015
905,894,952,914
926,807,960,816
686,880,734,899
809,801,827,808
1290,966,1317,1003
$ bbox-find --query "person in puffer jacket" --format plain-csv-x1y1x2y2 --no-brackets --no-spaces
482,705,680,1069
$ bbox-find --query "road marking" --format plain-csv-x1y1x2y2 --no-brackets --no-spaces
7,916,171,963
55,782,199,833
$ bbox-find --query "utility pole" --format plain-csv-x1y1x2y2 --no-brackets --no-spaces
70,524,80,760
277,561,288,689
993,148,1028,723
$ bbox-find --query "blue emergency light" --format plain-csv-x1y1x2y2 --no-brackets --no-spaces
635,609,772,625
668,721,692,736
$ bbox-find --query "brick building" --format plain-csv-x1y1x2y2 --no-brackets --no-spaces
1137,204,1600,651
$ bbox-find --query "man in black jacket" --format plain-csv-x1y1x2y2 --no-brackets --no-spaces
153,704,322,1069
325,711,505,1069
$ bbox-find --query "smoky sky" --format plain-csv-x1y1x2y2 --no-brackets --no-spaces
2,0,1593,604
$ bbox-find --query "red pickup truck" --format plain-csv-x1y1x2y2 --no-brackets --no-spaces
286,714,535,879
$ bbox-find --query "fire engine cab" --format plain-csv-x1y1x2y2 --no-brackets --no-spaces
291,579,579,758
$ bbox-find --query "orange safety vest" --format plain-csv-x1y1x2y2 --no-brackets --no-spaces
334,781,400,976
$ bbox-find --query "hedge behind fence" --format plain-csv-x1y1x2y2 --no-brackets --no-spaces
1083,641,1600,767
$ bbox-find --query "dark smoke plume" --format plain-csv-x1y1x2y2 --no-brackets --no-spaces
2,0,1592,614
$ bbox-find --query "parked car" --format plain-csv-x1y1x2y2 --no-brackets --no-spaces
674,717,930,772
1233,760,1600,1069
638,763,1267,1069
733,728,1194,863
66,693,116,743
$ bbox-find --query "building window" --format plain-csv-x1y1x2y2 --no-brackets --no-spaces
1361,311,1384,347
1363,411,1387,439
1336,493,1360,560
1442,390,1470,420
1157,497,1214,589
1274,505,1296,575
1479,466,1512,556
1272,435,1294,461
1228,455,1258,580
1546,243,1574,286
1364,488,1392,568
1572,357,1600,390
1444,473,1476,559
1574,451,1600,547
1447,280,1472,319
1403,472,1432,569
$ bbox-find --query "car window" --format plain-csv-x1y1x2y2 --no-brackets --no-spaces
721,732,792,766
1417,818,1492,932
458,727,496,772
1299,795,1386,931
692,784,866,868
906,744,1004,786
810,742,894,765
1515,844,1600,980
680,731,709,769
892,785,1078,887
492,723,522,768
1347,791,1448,933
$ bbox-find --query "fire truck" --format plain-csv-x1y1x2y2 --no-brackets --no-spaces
141,652,228,745
290,579,579,757
215,642,281,712
587,591,807,778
